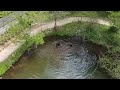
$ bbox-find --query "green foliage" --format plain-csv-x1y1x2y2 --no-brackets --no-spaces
0,64,10,76
49,11,70,19
107,11,120,28
68,11,98,17
48,22,88,36
32,32,45,45
68,11,108,18
0,11,12,18
106,34,120,47
99,56,113,70
0,15,33,45
96,11,110,17
111,65,120,78
98,53,120,79
26,11,53,23
49,22,110,47
107,11,120,18
108,26,119,33
17,15,33,29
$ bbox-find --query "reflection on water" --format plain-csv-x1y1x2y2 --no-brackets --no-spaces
2,36,109,79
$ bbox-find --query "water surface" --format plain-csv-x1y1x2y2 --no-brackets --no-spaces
3,36,109,79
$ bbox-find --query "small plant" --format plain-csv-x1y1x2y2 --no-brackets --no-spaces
32,32,45,45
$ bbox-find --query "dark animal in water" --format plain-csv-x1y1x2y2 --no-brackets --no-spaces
24,51,32,56
56,43,60,48
68,44,73,47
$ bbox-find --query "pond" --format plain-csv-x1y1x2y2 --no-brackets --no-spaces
2,36,110,79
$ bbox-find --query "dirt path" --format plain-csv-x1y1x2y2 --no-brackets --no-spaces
0,17,111,62
30,17,111,36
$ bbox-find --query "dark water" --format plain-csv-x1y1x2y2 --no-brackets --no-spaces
2,36,109,79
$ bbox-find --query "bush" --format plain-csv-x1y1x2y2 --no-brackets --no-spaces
108,26,119,33
98,55,120,78
31,32,45,45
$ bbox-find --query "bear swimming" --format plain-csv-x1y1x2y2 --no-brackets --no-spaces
56,43,60,48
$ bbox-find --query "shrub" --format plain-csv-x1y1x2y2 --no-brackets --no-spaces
31,32,45,45
108,26,119,33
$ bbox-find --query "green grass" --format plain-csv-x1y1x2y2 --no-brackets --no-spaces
48,22,110,47
48,21,120,49
26,11,53,23
67,11,109,19
0,15,33,45
0,11,12,18
98,51,120,79
68,11,99,17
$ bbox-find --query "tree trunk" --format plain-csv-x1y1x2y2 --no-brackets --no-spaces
54,15,57,31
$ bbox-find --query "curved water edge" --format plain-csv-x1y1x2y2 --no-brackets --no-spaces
2,36,110,79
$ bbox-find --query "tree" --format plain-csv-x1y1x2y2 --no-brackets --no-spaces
49,11,60,31
49,11,70,31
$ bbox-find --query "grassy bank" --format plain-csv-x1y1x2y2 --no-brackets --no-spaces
0,32,45,77
47,22,110,47
0,40,32,76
